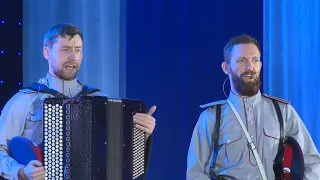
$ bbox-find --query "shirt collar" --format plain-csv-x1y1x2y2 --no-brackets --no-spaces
228,90,262,108
42,73,80,95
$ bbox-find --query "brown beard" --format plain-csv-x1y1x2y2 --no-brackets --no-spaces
53,66,79,81
231,70,261,96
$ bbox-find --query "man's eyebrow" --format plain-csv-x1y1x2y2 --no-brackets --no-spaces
59,45,82,48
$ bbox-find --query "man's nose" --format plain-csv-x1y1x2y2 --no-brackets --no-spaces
69,50,77,60
245,61,254,71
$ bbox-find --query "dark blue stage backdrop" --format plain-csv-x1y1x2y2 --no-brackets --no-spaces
125,0,262,179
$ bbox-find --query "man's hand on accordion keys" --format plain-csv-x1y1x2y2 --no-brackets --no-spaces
133,105,157,140
18,160,45,180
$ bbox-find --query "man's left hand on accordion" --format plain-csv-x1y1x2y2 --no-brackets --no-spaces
133,105,157,139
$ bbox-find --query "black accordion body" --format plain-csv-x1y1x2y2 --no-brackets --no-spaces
42,96,147,180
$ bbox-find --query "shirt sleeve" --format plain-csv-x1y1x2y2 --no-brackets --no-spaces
186,109,215,180
285,104,320,180
0,92,31,179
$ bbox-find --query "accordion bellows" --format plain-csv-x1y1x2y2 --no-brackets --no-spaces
42,96,147,180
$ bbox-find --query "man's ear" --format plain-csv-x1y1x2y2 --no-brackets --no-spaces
43,47,50,60
221,62,229,75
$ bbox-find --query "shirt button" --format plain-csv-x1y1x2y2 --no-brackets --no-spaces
227,140,230,143
250,135,254,139
276,134,279,138
250,121,253,124
248,109,251,112
245,100,248,103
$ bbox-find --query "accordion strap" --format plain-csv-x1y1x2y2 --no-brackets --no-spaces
272,100,285,180
209,104,221,179
272,100,284,154
78,85,100,96
21,83,100,97
21,83,65,97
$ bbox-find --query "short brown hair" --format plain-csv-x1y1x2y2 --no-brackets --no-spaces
223,34,261,64
43,23,83,48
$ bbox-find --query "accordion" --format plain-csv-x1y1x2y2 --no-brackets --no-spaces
42,96,148,180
